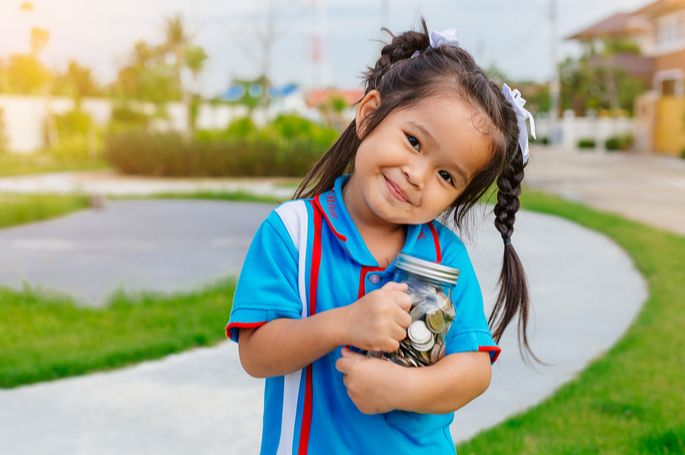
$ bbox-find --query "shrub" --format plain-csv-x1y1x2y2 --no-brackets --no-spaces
225,116,258,138
680,147,685,160
106,114,338,177
54,109,92,138
48,135,105,161
531,136,550,145
578,138,596,149
108,104,150,133
605,134,634,152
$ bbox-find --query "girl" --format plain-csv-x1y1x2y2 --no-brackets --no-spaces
226,18,539,454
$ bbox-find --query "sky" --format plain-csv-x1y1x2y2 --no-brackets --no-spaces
0,0,652,96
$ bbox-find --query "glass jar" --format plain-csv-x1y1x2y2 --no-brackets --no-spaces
370,253,459,367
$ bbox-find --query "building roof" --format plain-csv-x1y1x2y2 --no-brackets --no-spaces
633,0,685,18
567,12,653,41
305,88,365,108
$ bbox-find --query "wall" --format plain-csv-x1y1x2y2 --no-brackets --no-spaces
535,110,635,151
0,94,323,154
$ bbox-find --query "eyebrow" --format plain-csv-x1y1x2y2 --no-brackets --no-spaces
408,121,469,184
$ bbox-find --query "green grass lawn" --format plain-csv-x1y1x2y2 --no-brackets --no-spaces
457,190,685,454
0,153,107,177
117,190,284,204
0,193,91,228
1,187,683,453
0,281,234,388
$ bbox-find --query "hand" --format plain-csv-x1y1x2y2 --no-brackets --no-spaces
335,347,406,414
340,281,413,352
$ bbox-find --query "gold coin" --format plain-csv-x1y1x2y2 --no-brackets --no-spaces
426,310,446,333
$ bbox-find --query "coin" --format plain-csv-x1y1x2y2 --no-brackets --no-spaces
430,342,443,363
426,310,446,334
410,334,435,352
408,320,432,345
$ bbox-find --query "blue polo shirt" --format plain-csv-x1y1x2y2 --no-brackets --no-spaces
226,174,500,455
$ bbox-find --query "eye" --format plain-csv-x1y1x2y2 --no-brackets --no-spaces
405,134,421,151
438,170,454,185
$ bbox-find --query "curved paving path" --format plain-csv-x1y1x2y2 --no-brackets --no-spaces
0,201,647,454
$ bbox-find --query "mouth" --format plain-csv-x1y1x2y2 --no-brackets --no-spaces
383,175,411,204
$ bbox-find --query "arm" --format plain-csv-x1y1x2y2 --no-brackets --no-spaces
238,281,413,378
238,308,347,378
394,351,492,413
335,348,492,414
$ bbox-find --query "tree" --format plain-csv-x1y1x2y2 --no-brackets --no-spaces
560,38,645,116
110,14,208,134
53,60,101,108
185,45,208,133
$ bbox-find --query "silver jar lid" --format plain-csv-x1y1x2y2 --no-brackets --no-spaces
396,253,459,286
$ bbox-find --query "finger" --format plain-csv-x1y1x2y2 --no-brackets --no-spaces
381,281,408,292
391,293,413,311
383,338,400,353
396,310,412,329
341,373,349,388
342,348,365,360
390,323,407,342
336,357,349,373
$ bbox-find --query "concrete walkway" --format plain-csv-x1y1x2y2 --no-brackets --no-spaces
0,200,647,453
525,147,685,236
0,200,273,306
0,170,297,199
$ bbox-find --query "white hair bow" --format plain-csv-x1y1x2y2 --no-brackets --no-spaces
501,83,537,166
430,28,460,48
411,28,460,58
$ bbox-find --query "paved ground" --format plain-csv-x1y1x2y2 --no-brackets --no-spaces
525,147,685,236
0,200,273,306
0,200,647,453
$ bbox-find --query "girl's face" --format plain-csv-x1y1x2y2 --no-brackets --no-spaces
347,90,494,227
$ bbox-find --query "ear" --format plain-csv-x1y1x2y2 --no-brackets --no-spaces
355,90,381,140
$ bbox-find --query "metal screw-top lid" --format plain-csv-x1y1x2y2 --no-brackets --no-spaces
396,253,459,286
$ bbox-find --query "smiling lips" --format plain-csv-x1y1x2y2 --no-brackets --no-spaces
384,175,411,204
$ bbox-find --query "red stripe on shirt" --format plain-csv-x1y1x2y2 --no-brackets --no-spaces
299,200,323,454
428,222,442,262
478,345,502,364
225,321,267,341
312,196,347,242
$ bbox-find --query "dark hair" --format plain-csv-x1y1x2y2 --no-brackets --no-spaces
294,18,542,365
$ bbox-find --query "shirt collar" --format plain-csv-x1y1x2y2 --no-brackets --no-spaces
314,174,423,267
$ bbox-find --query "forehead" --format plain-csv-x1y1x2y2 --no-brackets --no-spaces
392,95,494,173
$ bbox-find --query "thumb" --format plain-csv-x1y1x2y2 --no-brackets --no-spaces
381,281,408,292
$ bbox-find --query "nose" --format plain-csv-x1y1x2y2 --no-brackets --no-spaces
402,157,430,190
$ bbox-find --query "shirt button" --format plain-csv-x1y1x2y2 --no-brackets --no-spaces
369,274,381,284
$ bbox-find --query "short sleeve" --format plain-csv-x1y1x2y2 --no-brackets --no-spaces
225,210,302,342
439,228,501,365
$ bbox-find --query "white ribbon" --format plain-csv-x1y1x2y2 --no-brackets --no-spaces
429,28,460,49
411,28,460,58
501,83,537,166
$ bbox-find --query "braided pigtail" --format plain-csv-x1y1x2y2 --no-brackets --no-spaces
490,116,545,366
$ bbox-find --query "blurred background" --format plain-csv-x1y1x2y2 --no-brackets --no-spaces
1,0,684,166
0,1,684,454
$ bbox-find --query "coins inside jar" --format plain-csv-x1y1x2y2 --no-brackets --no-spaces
369,253,459,368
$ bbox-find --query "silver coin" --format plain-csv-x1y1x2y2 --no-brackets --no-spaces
408,320,432,345
410,334,435,352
